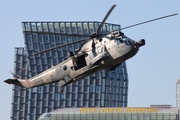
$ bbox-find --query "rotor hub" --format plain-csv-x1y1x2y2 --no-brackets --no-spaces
89,32,98,38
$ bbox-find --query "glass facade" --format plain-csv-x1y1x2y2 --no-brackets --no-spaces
11,21,128,120
38,107,179,120
11,48,29,120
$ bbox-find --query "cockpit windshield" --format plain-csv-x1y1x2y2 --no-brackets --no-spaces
122,36,129,41
116,35,135,45
111,31,135,45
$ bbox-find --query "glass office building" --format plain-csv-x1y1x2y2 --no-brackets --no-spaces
38,106,179,120
11,21,129,120
10,48,29,120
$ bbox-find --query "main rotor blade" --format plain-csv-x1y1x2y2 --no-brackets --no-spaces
32,38,89,56
96,4,116,34
23,31,88,37
121,13,178,30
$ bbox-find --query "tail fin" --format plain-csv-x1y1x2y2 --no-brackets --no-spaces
4,79,24,87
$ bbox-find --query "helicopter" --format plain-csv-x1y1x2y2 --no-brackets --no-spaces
4,5,177,93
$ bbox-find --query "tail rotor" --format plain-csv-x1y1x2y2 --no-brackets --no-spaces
7,68,25,87
9,67,25,79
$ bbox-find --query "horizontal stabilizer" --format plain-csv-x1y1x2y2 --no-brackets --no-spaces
4,79,23,87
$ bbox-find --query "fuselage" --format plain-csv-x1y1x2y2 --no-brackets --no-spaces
5,33,145,88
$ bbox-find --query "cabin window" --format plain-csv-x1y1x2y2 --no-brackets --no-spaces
74,54,87,71
63,65,67,71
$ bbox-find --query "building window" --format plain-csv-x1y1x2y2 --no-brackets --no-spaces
95,93,100,99
77,100,82,107
79,86,83,92
123,88,127,94
106,86,109,93
90,85,95,92
123,74,126,80
73,86,77,92
116,88,119,94
66,93,71,99
28,43,33,50
72,100,76,107
110,80,113,86
37,86,42,93
101,84,105,92
96,86,100,93
95,100,100,106
101,93,104,106
105,101,109,107
109,87,112,93
90,93,94,100
84,79,89,85
26,34,32,42
84,100,88,107
66,100,71,107
55,93,59,100
96,79,100,85
67,86,71,92
78,93,83,99
33,34,38,43
90,79,95,84
89,100,93,107
77,23,83,34
102,71,106,77
39,44,44,50
84,93,88,99
84,86,89,92
61,93,66,100
72,93,77,99
55,35,60,43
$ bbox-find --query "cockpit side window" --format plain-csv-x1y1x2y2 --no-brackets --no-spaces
63,65,67,71
123,37,128,41
112,32,133,45
116,36,124,44
117,39,121,44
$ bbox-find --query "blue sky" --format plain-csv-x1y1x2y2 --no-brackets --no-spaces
0,0,179,119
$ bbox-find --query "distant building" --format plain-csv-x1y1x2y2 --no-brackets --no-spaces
176,79,180,108
38,106,179,120
10,21,129,120
176,79,180,120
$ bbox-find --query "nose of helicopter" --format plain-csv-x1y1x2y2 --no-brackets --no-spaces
129,39,145,56
137,39,145,47
124,39,145,60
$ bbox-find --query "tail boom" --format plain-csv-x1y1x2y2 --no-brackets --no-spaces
4,79,31,88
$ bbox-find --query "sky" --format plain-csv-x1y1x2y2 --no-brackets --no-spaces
0,0,179,119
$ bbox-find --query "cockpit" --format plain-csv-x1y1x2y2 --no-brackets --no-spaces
111,31,135,45
122,36,136,45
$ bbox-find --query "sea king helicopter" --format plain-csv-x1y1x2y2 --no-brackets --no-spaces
4,5,177,93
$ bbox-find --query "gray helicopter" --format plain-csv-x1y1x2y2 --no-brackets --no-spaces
4,5,177,93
